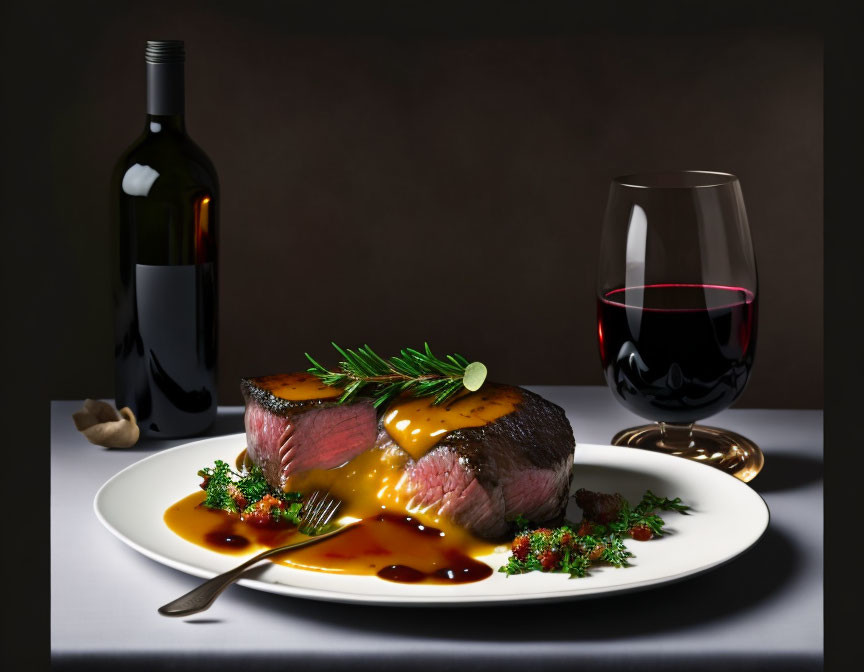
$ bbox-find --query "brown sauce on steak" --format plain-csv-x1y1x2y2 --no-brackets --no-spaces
247,373,342,402
382,384,522,459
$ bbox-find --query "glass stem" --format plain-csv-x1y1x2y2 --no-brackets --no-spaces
658,422,695,450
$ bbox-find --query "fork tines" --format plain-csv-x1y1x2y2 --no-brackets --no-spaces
299,490,341,536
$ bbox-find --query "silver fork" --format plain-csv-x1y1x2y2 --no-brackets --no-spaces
158,491,345,617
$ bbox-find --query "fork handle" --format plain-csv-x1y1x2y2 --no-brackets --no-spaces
158,529,346,617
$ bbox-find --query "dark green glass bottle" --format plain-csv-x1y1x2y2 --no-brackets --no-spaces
111,40,218,438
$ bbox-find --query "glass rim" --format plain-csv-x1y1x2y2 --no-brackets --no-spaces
613,171,739,189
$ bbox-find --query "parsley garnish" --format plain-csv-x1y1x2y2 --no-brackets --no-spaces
198,460,237,512
197,460,303,525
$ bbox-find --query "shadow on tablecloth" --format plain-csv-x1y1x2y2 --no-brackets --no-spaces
230,523,799,642
750,452,823,493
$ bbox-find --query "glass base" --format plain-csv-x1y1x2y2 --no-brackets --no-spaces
610,424,764,482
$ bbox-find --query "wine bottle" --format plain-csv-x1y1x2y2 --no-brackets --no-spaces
111,40,218,438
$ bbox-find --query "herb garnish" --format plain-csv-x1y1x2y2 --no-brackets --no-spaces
198,460,303,525
499,489,690,577
587,490,690,539
305,342,488,408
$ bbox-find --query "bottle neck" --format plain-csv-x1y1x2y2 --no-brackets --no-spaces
146,60,185,118
146,114,185,134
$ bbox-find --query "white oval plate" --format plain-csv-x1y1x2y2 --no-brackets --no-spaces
94,434,769,606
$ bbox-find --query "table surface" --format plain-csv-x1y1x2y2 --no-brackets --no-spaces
51,387,824,671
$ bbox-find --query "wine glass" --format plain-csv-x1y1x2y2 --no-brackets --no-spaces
596,171,763,481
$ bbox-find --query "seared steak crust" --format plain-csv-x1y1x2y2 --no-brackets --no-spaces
379,386,575,541
433,387,575,489
241,376,341,416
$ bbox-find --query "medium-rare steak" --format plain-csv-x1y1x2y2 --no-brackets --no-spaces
377,386,575,541
242,375,575,542
241,374,377,489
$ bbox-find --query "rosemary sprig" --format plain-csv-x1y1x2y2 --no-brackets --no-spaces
305,342,487,408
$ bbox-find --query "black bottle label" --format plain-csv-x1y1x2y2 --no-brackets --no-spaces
134,262,216,435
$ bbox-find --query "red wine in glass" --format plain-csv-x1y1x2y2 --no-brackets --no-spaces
597,171,763,481
597,284,757,424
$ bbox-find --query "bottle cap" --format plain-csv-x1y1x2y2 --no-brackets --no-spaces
145,40,185,64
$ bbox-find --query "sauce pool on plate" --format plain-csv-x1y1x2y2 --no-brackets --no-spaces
164,490,496,584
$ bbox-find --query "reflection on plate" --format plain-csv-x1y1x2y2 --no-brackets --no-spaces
94,435,769,606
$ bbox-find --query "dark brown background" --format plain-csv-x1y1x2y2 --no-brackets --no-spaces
1,1,823,410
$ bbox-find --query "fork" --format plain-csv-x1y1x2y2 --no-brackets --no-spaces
158,491,345,617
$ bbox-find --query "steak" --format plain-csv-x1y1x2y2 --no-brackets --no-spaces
242,375,575,542
241,374,377,489
375,386,575,541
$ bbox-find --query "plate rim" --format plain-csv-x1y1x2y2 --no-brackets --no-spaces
93,433,770,606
